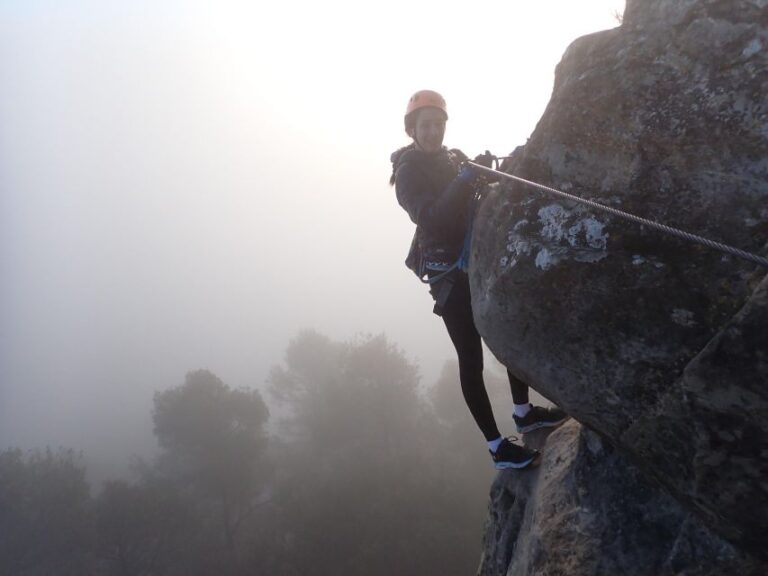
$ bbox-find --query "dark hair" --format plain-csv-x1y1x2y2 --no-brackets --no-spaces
389,144,416,186
404,110,418,138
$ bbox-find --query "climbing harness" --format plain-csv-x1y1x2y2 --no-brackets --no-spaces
419,191,481,285
467,161,768,269
418,188,483,316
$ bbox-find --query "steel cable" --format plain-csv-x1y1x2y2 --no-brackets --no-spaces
467,162,768,269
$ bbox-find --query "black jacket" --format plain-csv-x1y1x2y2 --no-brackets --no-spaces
391,145,474,275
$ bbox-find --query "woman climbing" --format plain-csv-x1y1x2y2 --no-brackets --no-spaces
390,89,567,470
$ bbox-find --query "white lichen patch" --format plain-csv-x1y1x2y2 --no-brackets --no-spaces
538,204,609,252
568,218,608,250
506,222,532,256
535,248,557,270
671,308,697,327
539,204,571,242
537,203,609,266
500,204,609,271
499,221,533,271
742,37,762,58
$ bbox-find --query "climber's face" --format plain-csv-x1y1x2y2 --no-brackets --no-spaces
412,107,446,153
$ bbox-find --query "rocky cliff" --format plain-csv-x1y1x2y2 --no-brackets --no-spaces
472,0,768,573
477,423,761,576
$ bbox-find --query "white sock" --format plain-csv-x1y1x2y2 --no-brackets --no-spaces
514,403,532,418
487,436,503,453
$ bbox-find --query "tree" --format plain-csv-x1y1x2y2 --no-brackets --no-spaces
0,448,93,576
95,475,193,576
267,331,485,576
152,369,270,569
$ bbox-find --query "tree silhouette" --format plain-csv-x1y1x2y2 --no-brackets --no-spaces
0,448,93,576
0,343,506,576
95,476,193,576
267,331,485,576
152,369,270,568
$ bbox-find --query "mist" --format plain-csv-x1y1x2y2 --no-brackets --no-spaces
1,1,623,481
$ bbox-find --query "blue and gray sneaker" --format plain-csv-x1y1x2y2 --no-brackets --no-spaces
513,405,569,434
490,437,540,470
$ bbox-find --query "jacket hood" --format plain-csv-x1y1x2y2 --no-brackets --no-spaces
390,144,415,169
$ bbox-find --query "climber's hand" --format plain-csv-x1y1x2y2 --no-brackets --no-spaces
458,150,498,186
473,150,495,169
457,163,478,184
471,150,500,183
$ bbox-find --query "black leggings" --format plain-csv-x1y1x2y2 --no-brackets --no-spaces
437,272,529,441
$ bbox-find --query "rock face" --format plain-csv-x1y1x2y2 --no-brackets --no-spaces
471,0,768,566
477,423,761,576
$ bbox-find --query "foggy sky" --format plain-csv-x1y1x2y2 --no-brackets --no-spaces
0,0,623,480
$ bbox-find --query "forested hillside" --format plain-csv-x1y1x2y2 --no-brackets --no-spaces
0,331,513,576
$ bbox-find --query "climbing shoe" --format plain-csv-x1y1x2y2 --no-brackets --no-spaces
490,437,540,470
513,405,569,434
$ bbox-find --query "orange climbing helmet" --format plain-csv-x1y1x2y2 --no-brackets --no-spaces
404,90,448,134
405,89,448,118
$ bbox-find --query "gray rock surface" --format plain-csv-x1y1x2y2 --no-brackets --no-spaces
477,422,761,576
471,0,768,562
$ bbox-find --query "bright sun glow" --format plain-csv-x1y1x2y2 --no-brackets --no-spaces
188,0,626,158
